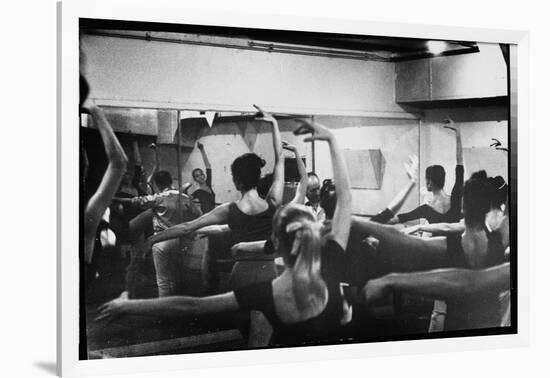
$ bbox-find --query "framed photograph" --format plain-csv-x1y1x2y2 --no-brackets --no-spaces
58,1,529,376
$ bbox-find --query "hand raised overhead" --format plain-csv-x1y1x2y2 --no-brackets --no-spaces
293,119,334,142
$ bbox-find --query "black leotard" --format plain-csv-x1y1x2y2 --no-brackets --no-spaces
234,239,346,346
444,226,506,331
191,168,216,213
227,201,276,244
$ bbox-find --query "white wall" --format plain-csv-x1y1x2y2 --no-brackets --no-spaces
129,119,311,203
312,116,420,215
183,119,311,203
83,34,509,214
310,107,509,216
82,34,404,115
396,43,507,102
430,43,507,100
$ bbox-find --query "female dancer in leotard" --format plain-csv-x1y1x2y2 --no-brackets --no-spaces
96,120,354,347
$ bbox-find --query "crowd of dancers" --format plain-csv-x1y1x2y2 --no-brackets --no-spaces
80,72,511,351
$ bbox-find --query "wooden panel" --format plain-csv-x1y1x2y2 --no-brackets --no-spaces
179,118,208,148
396,44,507,103
86,107,179,141
99,107,160,136
395,60,431,102
431,46,507,100
90,330,243,358
156,110,178,144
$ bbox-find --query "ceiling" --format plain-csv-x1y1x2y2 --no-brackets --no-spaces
80,18,479,62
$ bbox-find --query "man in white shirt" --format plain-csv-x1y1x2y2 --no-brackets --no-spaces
305,172,325,222
116,171,202,296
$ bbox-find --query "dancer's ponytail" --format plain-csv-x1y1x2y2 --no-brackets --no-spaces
286,220,327,311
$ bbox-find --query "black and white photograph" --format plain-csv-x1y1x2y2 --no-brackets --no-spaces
76,15,516,362
10,0,550,375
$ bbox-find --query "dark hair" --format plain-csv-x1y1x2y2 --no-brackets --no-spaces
80,74,90,106
230,153,265,191
320,178,337,220
488,175,508,210
154,171,173,190
425,165,446,190
463,171,508,228
257,173,274,199
192,168,204,180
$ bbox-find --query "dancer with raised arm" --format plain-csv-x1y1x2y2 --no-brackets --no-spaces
184,142,216,213
282,140,309,205
144,105,284,250
83,100,128,265
96,120,353,347
394,118,464,224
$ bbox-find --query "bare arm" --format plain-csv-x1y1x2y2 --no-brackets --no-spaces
230,240,268,259
444,117,463,166
363,263,510,305
131,137,142,166
351,216,447,259
131,137,151,195
416,220,465,235
325,134,352,249
96,292,240,321
84,103,128,263
298,120,352,249
195,224,231,236
198,142,211,169
146,143,159,192
113,194,161,210
283,141,308,204
254,105,284,207
387,155,419,214
147,203,231,247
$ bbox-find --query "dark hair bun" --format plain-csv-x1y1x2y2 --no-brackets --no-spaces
230,153,265,191
251,154,266,169
257,156,266,168
489,176,506,191
470,170,488,180
488,175,508,207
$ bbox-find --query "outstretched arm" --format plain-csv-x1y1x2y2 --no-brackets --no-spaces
254,105,284,207
198,142,213,187
444,117,463,166
96,292,240,322
198,142,211,169
297,120,352,249
283,141,308,204
403,220,465,235
230,240,269,259
195,224,231,237
84,103,128,263
131,137,150,195
131,136,142,166
147,203,231,247
362,263,510,305
444,118,465,222
146,143,159,193
387,155,418,215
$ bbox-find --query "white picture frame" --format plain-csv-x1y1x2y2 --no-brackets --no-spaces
58,1,529,376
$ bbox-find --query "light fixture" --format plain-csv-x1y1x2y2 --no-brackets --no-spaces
426,40,448,55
